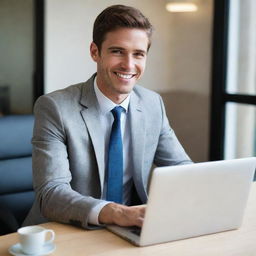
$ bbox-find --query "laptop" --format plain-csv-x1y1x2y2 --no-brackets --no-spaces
107,157,256,246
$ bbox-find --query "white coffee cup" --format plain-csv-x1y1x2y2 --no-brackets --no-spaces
18,226,55,255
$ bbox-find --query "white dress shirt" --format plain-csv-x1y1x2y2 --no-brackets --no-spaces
88,79,133,225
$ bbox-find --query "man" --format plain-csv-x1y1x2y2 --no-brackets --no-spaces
24,5,192,229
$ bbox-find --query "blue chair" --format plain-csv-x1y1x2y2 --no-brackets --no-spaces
0,115,34,235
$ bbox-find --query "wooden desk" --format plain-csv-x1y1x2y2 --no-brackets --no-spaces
1,183,256,256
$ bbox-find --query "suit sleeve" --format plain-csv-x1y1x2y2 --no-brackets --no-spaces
32,95,104,229
154,95,193,166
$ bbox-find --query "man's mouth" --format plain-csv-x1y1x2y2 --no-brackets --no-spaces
114,72,136,79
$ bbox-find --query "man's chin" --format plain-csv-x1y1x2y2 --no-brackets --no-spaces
116,88,134,95
116,82,136,93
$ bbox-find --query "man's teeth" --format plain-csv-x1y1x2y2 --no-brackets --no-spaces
116,73,134,79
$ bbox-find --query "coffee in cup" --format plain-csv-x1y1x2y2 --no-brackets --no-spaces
17,226,55,254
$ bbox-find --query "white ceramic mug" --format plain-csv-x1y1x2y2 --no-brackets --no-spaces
18,226,55,254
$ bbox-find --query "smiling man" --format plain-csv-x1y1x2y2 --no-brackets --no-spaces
90,27,148,104
24,5,192,229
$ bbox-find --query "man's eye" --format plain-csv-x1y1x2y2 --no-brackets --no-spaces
111,50,122,54
134,52,145,58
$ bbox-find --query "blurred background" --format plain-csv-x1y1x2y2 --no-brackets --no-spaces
0,0,255,162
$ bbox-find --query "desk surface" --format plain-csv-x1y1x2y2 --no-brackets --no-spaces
1,183,256,256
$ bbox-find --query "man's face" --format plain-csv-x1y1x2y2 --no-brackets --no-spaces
90,28,149,103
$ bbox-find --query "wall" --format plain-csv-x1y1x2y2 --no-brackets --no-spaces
45,0,213,162
0,0,34,114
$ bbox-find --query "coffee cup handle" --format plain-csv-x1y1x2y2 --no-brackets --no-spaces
44,229,55,244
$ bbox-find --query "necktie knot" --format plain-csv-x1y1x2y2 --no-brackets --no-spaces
111,106,124,120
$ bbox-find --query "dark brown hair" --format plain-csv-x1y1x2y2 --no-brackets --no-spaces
93,5,153,52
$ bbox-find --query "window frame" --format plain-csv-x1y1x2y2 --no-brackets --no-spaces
210,0,256,160
34,0,45,102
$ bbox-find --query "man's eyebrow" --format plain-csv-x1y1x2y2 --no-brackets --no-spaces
108,46,147,53
134,49,147,54
108,46,125,50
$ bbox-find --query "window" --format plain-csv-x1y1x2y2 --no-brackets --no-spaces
210,0,256,160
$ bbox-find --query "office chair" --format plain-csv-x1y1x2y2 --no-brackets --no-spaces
0,115,34,235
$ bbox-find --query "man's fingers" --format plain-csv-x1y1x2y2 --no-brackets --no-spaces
135,216,144,227
126,205,146,227
98,203,147,227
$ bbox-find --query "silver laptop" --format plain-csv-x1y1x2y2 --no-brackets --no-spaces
107,157,256,246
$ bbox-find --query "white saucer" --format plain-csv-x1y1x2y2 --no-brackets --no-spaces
8,242,56,256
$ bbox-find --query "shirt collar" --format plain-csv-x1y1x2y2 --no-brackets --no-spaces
94,76,130,115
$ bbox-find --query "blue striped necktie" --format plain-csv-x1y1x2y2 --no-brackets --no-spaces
106,106,124,204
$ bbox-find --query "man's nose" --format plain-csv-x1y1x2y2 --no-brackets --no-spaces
121,54,135,70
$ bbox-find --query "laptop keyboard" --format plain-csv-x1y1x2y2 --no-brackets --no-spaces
130,227,141,236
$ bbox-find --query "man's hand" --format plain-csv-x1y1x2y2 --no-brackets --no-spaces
98,203,146,227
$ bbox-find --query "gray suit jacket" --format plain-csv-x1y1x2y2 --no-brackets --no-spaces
23,74,191,229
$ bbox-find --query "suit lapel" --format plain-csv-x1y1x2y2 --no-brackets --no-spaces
79,75,105,194
79,77,147,201
129,90,147,202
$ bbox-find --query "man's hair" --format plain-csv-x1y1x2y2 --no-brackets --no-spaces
93,5,153,52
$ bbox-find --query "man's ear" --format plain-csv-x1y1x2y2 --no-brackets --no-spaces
90,42,100,61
